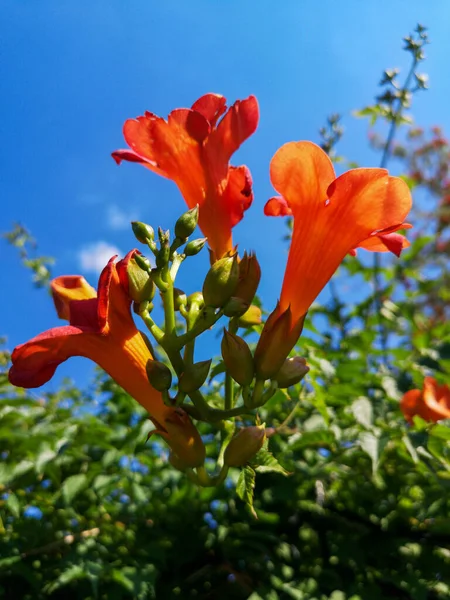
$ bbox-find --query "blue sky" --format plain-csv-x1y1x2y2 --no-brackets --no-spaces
2,1,450,389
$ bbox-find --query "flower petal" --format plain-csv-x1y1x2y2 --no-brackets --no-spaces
9,326,89,388
208,95,259,162
51,276,96,321
270,142,335,209
111,148,168,178
191,93,227,127
358,232,410,256
264,196,292,217
223,165,253,227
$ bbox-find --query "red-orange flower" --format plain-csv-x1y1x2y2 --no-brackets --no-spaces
9,252,205,467
400,377,450,423
112,93,259,261
255,141,412,378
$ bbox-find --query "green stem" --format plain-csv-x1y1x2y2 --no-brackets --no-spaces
175,308,224,349
224,373,234,411
170,253,184,281
195,465,229,487
161,267,176,340
140,311,165,343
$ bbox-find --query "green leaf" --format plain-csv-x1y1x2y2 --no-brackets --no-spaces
131,482,148,503
0,556,22,570
35,447,57,473
430,424,450,441
352,397,373,428
236,465,257,518
61,473,89,504
359,432,380,474
288,430,336,451
5,493,20,518
251,448,290,476
44,565,87,594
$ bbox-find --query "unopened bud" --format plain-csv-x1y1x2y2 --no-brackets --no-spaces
224,425,266,467
237,305,262,327
150,408,205,468
274,357,309,388
155,228,170,268
223,297,249,318
179,360,212,393
146,360,172,391
184,237,207,257
175,205,199,239
124,257,155,303
234,252,261,305
173,288,187,311
202,255,239,308
186,292,204,311
221,330,254,386
133,253,152,272
132,221,155,244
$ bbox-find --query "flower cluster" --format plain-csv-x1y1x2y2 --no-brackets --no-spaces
9,93,414,484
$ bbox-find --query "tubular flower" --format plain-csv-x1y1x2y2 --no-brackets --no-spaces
8,252,205,467
256,141,412,378
112,93,259,261
400,377,450,423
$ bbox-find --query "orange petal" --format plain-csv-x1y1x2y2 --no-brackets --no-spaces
264,196,292,217
51,276,96,321
191,93,227,127
208,95,259,162
400,389,421,422
358,232,411,256
222,165,253,227
111,148,169,179
270,141,335,209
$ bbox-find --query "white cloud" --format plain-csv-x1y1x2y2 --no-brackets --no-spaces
78,241,122,274
107,205,137,230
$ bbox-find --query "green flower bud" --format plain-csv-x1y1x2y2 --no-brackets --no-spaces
146,360,172,391
202,254,239,308
178,359,212,393
184,237,207,257
274,357,309,388
124,257,155,303
221,329,254,386
173,288,187,311
155,228,170,268
223,297,249,318
234,252,261,305
237,305,262,328
224,425,266,467
133,253,152,272
186,292,204,311
132,221,155,244
175,205,199,239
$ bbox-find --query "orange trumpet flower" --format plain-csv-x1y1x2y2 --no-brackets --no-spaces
255,141,412,378
8,252,205,467
112,93,259,261
400,377,450,423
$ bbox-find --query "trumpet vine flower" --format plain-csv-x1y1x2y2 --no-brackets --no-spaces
8,253,205,467
112,93,259,261
255,141,412,378
401,377,450,423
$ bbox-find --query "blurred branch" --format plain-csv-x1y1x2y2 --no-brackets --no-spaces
3,222,54,288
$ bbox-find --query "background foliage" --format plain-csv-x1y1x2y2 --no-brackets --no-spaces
2,25,450,600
